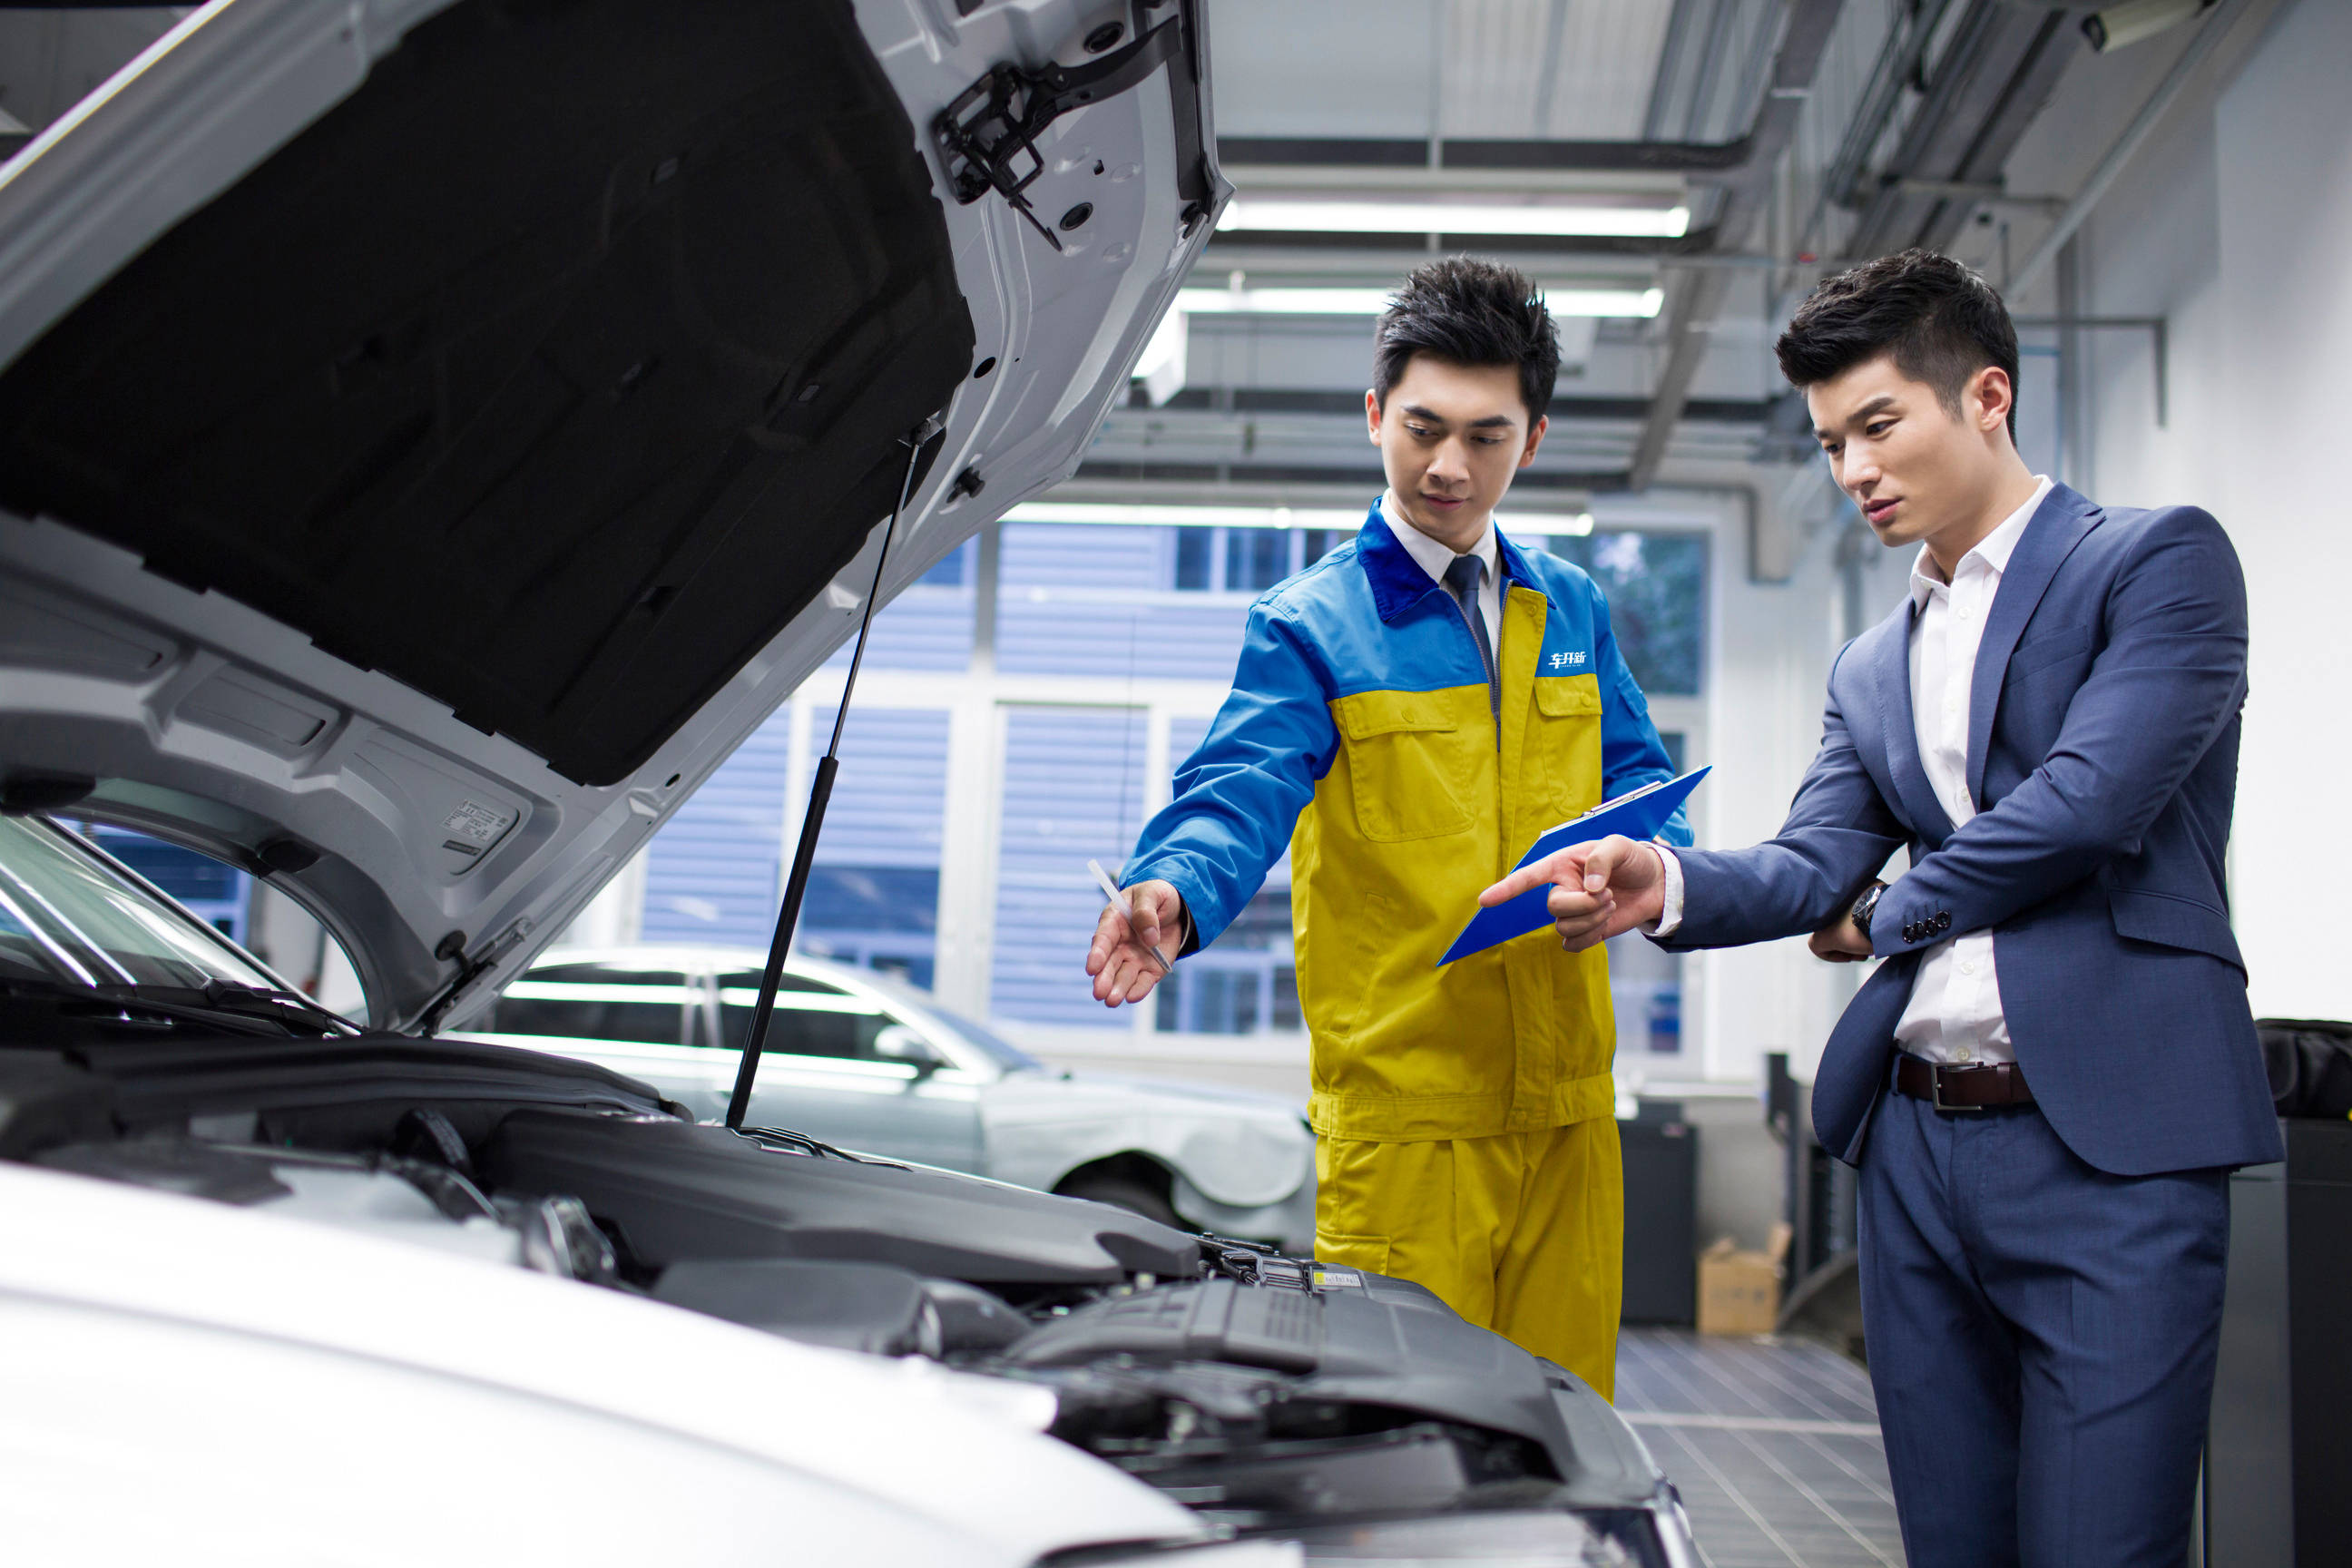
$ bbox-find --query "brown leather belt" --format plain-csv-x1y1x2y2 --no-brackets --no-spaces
1895,1054,2034,1112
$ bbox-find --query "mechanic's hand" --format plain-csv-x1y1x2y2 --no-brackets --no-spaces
1808,913,1872,963
1085,878,1183,1007
1477,834,1664,953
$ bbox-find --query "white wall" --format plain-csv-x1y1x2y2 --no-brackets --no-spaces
2207,0,2352,1020
1999,0,2349,1022
1669,472,1916,1093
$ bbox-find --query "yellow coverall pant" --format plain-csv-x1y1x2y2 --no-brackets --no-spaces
1315,1118,1624,1401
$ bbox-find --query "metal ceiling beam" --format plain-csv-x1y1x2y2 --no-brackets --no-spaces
1219,130,1805,180
1842,2,2082,258
1823,0,1962,212
1198,242,1779,277
1207,1,1848,496
1628,0,1848,490
1643,0,1709,140
2004,0,2246,295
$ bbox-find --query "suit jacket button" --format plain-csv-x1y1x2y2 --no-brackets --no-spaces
1903,923,1917,943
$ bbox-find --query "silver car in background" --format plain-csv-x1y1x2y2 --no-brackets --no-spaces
460,946,1316,1250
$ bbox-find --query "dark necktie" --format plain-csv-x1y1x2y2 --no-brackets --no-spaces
1443,553,1500,743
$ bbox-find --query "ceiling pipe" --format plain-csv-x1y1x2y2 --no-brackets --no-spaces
1788,0,1960,264
1629,0,1848,491
2004,0,2244,295
1841,2,2082,260
1643,0,1710,140
1215,1,1846,495
1681,0,1748,142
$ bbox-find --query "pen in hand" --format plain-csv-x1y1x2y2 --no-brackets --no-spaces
1086,858,1171,975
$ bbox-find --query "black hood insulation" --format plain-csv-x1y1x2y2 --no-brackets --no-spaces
0,0,975,785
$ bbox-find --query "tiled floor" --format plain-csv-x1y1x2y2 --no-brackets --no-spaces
1616,1329,1906,1568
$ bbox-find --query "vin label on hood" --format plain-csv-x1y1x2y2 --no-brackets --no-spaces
443,799,514,846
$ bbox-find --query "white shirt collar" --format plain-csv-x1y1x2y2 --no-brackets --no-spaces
1382,488,1498,589
1909,475,2053,609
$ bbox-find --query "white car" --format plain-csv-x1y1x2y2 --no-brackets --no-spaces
460,946,1318,1250
0,0,1700,1562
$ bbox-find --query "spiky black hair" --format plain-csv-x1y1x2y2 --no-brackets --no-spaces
1777,249,2021,436
1372,256,1562,422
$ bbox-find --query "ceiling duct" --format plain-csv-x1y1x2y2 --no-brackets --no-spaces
1839,2,2083,259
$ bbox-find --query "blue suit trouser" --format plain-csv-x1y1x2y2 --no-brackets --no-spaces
1857,1073,2229,1568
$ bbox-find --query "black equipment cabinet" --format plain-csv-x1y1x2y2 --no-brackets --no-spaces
2204,1118,2352,1567
1620,1107,1697,1325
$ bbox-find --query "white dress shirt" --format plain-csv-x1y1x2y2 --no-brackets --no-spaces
1886,475,2050,1063
1651,476,2053,1067
1382,490,1503,651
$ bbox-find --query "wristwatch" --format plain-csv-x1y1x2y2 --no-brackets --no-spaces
1849,880,1887,942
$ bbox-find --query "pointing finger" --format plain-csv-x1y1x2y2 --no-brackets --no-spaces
1478,846,1589,907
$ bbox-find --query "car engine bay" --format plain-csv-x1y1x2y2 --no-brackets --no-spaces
0,1021,1682,1562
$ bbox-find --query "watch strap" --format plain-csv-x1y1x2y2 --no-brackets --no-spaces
1850,880,1887,940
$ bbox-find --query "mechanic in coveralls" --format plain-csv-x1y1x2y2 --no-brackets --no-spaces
1083,258,1689,1396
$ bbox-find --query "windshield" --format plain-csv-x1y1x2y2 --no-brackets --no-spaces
0,816,281,991
900,999,1042,1073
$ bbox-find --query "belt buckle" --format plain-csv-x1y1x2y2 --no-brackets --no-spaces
1929,1065,1986,1112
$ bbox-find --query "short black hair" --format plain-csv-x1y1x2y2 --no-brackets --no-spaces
1776,249,2020,437
1373,256,1561,422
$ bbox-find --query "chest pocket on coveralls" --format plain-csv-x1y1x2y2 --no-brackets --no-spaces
1332,690,1475,842
1530,675,1605,822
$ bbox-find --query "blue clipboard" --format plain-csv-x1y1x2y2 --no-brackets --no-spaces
1436,767,1709,966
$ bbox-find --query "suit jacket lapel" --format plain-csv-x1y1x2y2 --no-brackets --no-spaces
1869,603,1955,847
1966,484,2103,803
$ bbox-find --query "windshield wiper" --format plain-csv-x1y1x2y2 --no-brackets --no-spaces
0,975,361,1038
188,981,365,1036
730,1124,901,1167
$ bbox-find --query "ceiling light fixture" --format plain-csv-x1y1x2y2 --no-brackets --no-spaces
1218,199,1690,239
1174,286,1663,318
1004,502,1600,535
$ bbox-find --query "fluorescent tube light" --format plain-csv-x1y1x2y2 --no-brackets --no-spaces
1003,502,1601,534
1175,286,1662,318
1219,200,1689,239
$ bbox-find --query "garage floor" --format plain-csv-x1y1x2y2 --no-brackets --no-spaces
1615,1329,1906,1568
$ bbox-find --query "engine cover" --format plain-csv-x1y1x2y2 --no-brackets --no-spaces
477,1106,1201,1285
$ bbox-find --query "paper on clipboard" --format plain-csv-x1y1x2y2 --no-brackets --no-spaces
1436,767,1709,966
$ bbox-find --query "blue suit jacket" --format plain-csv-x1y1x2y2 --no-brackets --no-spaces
1661,485,2282,1176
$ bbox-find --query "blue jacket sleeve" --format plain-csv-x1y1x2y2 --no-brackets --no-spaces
1867,507,2249,956
1591,577,1692,848
1122,599,1339,951
1657,643,1909,949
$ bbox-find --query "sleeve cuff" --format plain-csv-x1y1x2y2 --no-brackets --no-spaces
1646,843,1684,938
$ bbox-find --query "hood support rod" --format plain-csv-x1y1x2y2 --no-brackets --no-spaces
725,415,945,1131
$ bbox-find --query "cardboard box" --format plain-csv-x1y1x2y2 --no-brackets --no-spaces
1696,1223,1791,1337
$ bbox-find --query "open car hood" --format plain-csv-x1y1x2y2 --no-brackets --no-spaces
0,0,1226,1029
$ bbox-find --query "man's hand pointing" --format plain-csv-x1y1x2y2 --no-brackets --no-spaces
1476,834,1666,952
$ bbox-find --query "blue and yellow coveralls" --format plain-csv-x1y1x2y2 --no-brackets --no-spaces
1124,500,1689,1396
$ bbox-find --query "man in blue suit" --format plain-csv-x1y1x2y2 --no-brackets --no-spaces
1481,249,2280,1567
